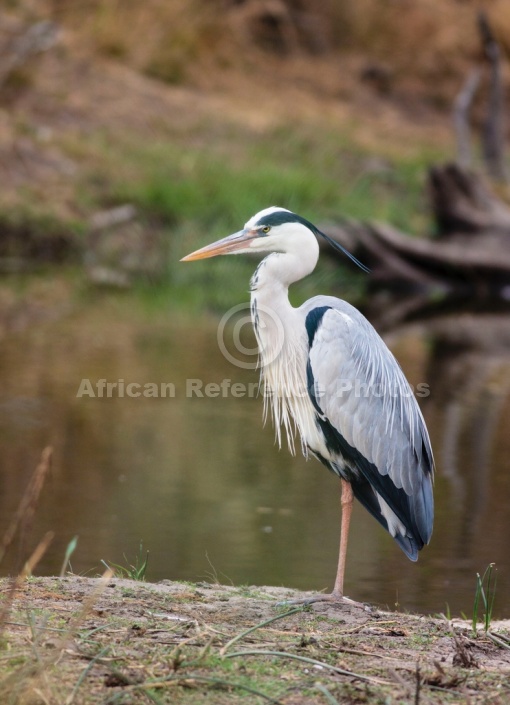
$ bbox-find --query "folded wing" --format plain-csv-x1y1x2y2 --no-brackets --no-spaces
303,300,434,560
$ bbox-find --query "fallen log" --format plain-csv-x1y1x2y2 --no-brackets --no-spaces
321,163,510,299
428,163,510,236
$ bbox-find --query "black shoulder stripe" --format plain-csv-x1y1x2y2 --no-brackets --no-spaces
305,306,332,416
306,359,323,416
305,306,331,348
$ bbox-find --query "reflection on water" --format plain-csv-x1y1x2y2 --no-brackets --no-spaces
1,297,510,617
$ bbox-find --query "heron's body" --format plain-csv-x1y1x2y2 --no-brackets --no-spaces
182,207,434,600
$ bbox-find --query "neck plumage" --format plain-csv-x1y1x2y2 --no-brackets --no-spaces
249,243,319,453
250,244,318,293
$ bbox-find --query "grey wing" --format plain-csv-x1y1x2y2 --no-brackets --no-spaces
303,299,434,560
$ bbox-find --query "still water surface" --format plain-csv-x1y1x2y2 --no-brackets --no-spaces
1,296,510,617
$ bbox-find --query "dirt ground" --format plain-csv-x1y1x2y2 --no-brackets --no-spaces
1,576,509,704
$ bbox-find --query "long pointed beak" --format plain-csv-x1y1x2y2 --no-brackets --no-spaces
181,229,257,261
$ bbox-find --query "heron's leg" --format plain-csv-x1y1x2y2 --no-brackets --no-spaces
275,478,365,608
331,479,353,598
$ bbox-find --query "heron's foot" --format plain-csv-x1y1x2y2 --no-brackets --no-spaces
276,591,367,610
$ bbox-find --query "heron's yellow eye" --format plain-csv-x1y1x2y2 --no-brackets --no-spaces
262,226,271,234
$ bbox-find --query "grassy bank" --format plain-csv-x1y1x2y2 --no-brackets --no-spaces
2,113,444,315
1,576,509,704
107,127,437,232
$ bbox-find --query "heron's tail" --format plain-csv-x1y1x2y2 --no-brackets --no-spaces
350,476,428,561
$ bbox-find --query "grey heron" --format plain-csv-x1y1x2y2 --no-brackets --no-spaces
182,206,434,602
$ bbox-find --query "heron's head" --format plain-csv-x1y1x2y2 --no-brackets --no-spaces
181,206,368,271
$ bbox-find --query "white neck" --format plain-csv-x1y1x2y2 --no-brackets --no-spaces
249,236,320,453
250,235,319,296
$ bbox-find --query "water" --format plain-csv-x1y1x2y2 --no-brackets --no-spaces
1,295,509,617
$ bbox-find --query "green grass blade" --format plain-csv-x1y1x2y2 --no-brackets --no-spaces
472,564,497,635
472,573,482,635
60,535,79,578
484,563,497,633
220,607,305,655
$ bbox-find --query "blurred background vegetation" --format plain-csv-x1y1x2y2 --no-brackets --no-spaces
1,0,509,313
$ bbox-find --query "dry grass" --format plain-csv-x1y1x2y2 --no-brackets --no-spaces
26,0,510,96
0,447,53,637
0,447,53,568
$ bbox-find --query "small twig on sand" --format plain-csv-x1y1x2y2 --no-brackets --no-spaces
315,683,340,705
220,607,305,655
128,673,284,704
415,661,421,705
225,649,390,686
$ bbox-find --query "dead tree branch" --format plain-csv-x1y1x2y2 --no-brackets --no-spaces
478,11,507,181
453,69,481,168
